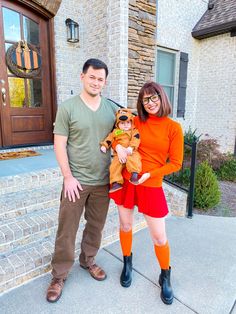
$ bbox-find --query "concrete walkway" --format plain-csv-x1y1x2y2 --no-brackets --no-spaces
0,214,235,314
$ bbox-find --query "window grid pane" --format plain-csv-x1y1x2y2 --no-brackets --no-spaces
156,49,176,106
2,8,21,42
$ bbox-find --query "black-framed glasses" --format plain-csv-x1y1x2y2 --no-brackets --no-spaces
142,94,160,106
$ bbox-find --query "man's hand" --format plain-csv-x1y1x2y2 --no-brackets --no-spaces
100,146,107,153
116,144,128,163
137,172,150,184
63,176,83,202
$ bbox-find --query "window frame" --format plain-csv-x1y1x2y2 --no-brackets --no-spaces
155,46,179,117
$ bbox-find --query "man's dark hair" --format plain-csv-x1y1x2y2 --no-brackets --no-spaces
82,58,108,78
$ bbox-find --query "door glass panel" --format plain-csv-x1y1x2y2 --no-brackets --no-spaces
27,79,42,107
2,8,21,42
5,43,12,74
8,77,26,108
5,42,12,51
23,16,39,45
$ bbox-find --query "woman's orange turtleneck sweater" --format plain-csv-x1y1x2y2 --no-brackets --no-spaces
122,115,184,187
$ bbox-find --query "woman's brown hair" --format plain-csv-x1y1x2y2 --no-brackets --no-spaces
137,81,172,121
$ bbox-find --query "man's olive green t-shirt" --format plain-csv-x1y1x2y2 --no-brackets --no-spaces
53,95,117,185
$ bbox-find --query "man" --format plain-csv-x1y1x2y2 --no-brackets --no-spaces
46,59,118,302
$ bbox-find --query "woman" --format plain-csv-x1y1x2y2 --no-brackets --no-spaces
110,81,184,305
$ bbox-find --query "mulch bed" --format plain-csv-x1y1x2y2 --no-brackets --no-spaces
194,181,236,217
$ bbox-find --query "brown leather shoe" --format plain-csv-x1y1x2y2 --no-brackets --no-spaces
46,278,65,303
80,263,107,281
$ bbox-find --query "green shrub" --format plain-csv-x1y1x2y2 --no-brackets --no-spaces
169,168,190,187
184,127,201,163
194,161,221,210
216,157,236,182
184,127,201,145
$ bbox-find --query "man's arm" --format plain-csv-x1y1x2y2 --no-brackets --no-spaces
54,134,83,202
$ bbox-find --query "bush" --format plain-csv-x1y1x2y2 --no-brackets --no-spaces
194,161,221,210
169,168,190,187
197,138,229,170
216,157,236,182
184,126,202,145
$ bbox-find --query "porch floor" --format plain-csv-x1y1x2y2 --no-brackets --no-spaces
0,147,58,177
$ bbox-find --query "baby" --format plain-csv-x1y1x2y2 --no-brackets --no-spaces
100,108,142,193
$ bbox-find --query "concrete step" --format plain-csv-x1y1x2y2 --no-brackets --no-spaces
0,167,62,196
0,181,61,223
0,202,146,294
0,207,59,254
0,236,56,293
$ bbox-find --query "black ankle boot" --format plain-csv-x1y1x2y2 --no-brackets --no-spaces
120,253,132,287
158,267,174,304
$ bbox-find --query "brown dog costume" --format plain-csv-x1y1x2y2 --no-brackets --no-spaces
100,109,142,189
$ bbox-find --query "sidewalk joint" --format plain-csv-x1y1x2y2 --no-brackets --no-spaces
103,247,199,313
229,299,236,314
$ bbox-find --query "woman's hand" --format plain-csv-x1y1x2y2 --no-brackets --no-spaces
138,172,150,184
116,144,128,163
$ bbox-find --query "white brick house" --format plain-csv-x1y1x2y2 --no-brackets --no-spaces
1,0,235,152
53,0,236,153
156,0,236,153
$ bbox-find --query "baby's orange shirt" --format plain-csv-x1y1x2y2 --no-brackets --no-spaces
123,115,184,187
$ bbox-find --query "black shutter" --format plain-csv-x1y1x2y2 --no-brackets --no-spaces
177,52,188,118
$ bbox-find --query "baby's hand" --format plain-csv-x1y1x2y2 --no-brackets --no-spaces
100,146,107,153
126,147,133,155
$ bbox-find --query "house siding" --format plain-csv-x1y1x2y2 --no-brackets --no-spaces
54,0,128,106
53,0,235,152
54,0,83,105
196,33,236,152
156,0,207,129
156,0,235,152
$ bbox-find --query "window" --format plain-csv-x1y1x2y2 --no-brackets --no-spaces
156,48,189,118
156,48,176,105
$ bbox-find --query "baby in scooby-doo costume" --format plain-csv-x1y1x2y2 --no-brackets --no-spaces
100,108,142,193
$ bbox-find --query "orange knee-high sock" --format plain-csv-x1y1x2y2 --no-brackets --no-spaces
119,229,132,256
154,241,170,270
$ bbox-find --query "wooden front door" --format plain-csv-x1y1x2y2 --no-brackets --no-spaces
0,0,54,147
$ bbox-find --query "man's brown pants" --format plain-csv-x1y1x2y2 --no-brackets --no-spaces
51,184,109,279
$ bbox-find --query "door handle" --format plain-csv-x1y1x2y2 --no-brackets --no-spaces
1,87,6,106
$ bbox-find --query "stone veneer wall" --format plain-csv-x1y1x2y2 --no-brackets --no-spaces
128,0,156,109
163,182,187,217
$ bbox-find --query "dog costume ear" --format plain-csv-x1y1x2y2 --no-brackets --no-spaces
116,109,121,117
115,108,134,127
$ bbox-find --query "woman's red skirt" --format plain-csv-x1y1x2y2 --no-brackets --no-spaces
109,179,168,218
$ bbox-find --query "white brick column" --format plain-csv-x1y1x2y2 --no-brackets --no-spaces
54,0,82,104
106,0,129,106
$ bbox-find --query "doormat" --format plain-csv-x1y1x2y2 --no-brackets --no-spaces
0,150,41,160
